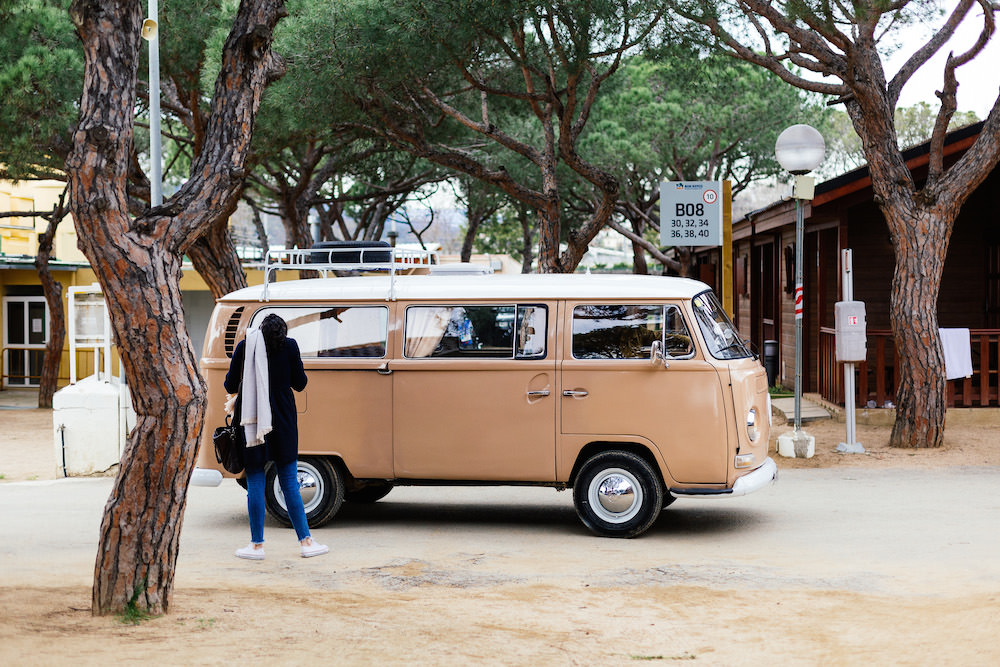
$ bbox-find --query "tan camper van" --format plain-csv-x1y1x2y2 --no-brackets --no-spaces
193,247,776,538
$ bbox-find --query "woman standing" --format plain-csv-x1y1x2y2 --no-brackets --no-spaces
225,313,328,560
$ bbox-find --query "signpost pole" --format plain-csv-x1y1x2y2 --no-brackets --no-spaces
794,195,804,433
722,180,733,318
837,249,865,454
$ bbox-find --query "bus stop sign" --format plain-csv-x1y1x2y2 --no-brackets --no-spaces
660,181,723,247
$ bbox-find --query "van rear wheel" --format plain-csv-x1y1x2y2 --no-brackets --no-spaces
264,457,344,529
573,450,664,538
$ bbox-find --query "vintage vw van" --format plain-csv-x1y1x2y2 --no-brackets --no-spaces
193,249,775,538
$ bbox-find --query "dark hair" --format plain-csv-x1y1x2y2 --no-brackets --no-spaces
260,313,288,353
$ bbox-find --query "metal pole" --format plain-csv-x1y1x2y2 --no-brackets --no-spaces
842,249,855,446
838,248,864,453
794,197,804,432
68,290,77,384
148,0,162,206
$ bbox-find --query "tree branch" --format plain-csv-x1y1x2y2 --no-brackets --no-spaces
888,0,976,109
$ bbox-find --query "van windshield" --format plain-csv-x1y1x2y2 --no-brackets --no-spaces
692,291,752,360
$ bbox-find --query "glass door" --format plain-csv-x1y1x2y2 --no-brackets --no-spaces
3,297,48,387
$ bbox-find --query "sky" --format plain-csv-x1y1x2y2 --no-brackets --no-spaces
888,11,999,119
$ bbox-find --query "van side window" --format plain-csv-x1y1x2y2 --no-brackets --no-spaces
405,305,547,359
572,304,693,359
250,306,388,358
663,305,694,357
515,305,547,358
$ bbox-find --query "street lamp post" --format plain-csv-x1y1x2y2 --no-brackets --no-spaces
775,124,825,457
141,3,162,207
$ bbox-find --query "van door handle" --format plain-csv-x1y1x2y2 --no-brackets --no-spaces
562,390,589,397
377,363,392,375
526,390,550,397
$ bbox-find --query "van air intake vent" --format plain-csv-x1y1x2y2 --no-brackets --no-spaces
224,306,245,358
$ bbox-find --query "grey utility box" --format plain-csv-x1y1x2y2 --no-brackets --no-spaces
835,300,867,362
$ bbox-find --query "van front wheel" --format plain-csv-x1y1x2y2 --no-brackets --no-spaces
264,457,344,529
573,451,664,538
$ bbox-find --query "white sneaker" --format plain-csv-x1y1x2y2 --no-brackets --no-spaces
300,539,329,558
235,543,265,560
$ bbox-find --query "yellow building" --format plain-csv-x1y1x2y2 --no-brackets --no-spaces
2,178,515,393
0,179,220,390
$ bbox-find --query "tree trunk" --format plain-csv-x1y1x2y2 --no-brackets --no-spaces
186,220,247,299
886,207,952,448
66,0,285,616
518,206,534,274
535,149,563,273
460,215,481,263
34,207,66,409
677,247,694,278
630,219,648,275
87,247,204,616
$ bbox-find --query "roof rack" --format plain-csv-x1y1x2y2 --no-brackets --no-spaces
261,243,438,301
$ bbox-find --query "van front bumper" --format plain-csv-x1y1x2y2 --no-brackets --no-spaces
191,467,224,487
730,457,778,496
670,457,777,499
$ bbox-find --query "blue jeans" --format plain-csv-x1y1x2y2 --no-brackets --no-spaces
246,460,312,544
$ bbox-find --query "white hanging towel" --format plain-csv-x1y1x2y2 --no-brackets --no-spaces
938,328,973,380
241,328,272,447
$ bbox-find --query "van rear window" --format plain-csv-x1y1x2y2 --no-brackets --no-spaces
404,305,547,359
249,306,389,358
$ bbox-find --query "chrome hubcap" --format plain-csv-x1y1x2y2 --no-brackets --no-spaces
598,474,635,513
589,467,643,523
274,464,323,513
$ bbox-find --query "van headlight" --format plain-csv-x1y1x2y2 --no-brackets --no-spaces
746,407,760,442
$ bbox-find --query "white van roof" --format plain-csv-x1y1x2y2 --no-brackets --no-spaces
220,273,712,303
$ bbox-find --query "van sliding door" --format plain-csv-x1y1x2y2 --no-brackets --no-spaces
392,303,556,481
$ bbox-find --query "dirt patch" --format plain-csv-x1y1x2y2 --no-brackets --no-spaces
769,416,1000,470
0,409,61,482
3,585,998,665
3,407,999,664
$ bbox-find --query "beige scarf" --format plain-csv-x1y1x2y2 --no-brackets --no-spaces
240,328,272,447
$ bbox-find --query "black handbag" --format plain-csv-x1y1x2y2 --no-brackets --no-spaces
212,393,245,474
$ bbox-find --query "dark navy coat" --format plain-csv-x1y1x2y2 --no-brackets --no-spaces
225,337,308,469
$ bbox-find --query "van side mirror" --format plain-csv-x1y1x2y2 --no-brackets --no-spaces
650,340,669,369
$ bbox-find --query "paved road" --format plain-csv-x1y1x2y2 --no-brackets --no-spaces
2,465,999,597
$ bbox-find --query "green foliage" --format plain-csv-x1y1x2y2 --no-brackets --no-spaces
473,203,530,262
0,0,81,180
820,102,981,177
582,47,825,191
0,1,234,187
117,579,157,625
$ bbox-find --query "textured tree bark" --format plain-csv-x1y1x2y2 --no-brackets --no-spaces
535,142,563,273
33,205,66,409
843,80,959,449
460,216,481,263
65,0,285,615
629,218,648,275
884,207,953,448
186,220,248,299
517,204,534,273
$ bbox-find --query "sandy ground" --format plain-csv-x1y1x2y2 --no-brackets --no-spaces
2,404,999,665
